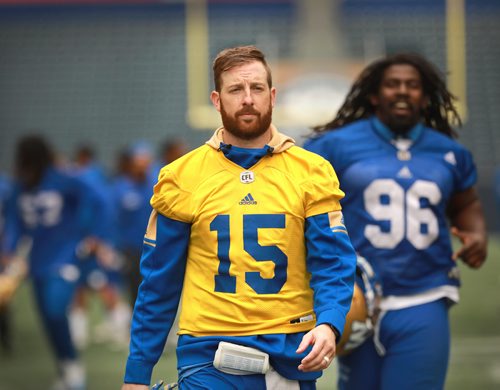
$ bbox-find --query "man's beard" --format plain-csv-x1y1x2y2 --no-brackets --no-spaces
387,116,419,135
381,102,422,135
220,102,273,141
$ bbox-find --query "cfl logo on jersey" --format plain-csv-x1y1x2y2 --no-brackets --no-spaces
239,193,257,205
240,171,255,184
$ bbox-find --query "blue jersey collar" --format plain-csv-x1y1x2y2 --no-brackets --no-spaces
371,116,423,142
219,142,273,169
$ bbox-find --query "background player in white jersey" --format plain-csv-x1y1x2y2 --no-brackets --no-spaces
305,53,488,390
122,45,357,390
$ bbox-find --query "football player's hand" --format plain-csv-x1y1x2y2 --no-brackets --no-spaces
95,241,119,269
296,323,336,372
121,384,149,390
0,274,20,307
451,227,487,269
0,257,27,308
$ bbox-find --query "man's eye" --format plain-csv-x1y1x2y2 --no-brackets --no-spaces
385,81,398,88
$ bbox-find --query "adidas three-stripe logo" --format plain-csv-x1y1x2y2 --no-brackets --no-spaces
239,193,257,205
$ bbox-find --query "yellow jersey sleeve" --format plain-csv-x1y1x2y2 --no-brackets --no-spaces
302,158,344,218
150,167,193,223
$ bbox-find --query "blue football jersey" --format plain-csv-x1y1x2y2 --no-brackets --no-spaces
305,117,477,296
112,173,156,251
75,162,115,244
4,167,102,278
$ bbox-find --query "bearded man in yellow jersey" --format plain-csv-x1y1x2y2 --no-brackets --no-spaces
122,45,357,390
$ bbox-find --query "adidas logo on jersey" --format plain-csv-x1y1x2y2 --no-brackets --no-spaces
239,193,257,205
397,166,413,178
444,151,457,165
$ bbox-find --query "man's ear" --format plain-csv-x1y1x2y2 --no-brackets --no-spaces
210,90,221,112
270,87,276,108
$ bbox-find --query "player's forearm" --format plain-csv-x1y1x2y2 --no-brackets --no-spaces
305,213,357,337
450,198,488,267
451,198,487,238
448,187,485,233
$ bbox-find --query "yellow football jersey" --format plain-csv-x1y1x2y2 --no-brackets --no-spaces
149,127,344,337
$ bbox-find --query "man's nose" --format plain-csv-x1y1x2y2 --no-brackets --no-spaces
242,87,254,105
397,83,409,94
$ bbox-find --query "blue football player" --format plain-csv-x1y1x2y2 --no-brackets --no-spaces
70,144,131,350
121,46,357,390
3,136,110,390
112,141,157,308
305,53,488,390
151,139,189,180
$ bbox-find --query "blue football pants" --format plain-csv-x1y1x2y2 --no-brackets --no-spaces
33,275,78,361
179,364,316,390
338,299,450,390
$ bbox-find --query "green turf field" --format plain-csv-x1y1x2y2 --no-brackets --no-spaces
1,235,499,390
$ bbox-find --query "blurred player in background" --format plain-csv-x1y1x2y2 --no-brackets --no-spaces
152,138,189,179
2,135,111,390
112,141,156,307
69,144,130,350
122,45,357,390
305,53,488,390
0,173,14,354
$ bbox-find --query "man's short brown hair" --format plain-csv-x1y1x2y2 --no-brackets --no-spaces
212,45,272,92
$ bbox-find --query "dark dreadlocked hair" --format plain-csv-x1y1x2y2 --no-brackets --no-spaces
15,135,54,189
312,53,461,138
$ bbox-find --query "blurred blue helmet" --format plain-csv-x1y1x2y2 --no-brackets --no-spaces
128,140,153,159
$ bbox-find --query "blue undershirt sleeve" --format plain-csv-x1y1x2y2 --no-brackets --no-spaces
305,213,356,338
124,213,190,385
